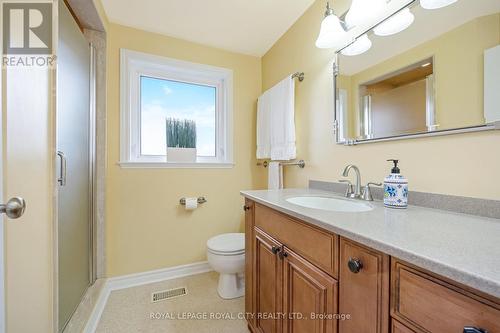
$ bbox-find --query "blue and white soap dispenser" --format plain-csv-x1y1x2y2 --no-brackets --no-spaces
384,159,408,209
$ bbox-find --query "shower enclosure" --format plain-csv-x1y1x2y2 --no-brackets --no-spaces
57,2,96,331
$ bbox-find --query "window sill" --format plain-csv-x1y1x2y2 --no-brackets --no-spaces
117,161,235,169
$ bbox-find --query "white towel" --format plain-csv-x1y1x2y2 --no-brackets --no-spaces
257,75,297,161
268,162,283,190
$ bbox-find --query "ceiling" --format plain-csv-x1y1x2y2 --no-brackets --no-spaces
100,0,316,57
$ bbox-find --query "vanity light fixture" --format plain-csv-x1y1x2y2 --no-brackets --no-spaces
420,0,458,10
315,2,347,49
373,8,415,36
345,0,387,29
341,34,372,56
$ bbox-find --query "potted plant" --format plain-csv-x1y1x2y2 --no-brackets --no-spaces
166,118,197,162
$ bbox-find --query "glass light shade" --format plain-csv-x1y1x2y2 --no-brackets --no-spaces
420,0,458,10
345,0,387,28
315,14,347,49
341,34,372,56
373,8,415,36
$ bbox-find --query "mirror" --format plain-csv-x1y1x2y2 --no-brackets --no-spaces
334,0,500,144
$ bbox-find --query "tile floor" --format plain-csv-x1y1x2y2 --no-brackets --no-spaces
96,272,250,333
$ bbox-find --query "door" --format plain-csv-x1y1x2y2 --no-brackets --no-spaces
282,248,338,333
339,238,390,333
254,228,283,333
57,2,92,331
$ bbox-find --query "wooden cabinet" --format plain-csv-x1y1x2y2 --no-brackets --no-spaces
244,200,500,333
253,228,282,333
282,247,338,333
252,227,338,333
339,238,390,333
245,199,255,328
254,203,338,277
391,320,415,333
391,260,500,333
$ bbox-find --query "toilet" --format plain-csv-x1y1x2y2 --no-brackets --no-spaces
207,233,245,299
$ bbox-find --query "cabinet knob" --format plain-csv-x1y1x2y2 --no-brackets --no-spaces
279,251,288,260
271,246,281,255
348,258,363,273
464,327,488,333
243,205,251,211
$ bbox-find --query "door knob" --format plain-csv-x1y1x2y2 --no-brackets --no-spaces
271,246,281,254
243,205,251,211
0,197,26,219
348,258,363,273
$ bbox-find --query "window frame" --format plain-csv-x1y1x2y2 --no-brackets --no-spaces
119,49,234,168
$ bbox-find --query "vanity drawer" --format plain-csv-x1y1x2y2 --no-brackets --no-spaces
391,261,500,333
254,203,338,277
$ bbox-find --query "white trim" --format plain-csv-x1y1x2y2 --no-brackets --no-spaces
117,161,235,169
120,49,234,168
83,261,212,333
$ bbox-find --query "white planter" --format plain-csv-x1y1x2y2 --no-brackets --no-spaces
166,147,197,163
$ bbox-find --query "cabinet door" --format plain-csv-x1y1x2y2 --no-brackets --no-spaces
282,248,338,333
254,228,283,333
339,238,390,333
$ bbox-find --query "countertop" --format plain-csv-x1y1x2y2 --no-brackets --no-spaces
241,188,500,299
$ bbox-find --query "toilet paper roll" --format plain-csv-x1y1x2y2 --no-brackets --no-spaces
184,197,198,210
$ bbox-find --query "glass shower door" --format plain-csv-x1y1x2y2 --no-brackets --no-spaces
57,2,92,331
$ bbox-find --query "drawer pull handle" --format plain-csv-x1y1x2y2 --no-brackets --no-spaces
348,258,363,273
463,327,488,333
271,246,281,255
243,205,251,211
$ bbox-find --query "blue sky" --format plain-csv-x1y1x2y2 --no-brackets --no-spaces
140,76,216,156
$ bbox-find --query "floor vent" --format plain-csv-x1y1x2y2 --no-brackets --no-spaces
151,287,187,303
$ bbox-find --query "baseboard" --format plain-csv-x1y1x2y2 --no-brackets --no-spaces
83,261,212,333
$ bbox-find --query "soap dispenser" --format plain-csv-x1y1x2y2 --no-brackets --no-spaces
384,159,408,209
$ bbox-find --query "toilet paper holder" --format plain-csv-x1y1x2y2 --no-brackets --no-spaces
179,197,207,205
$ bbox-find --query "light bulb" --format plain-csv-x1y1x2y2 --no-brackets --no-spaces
420,0,458,10
345,0,387,28
374,8,415,36
315,8,347,49
341,34,372,56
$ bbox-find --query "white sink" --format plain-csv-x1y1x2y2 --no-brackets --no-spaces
286,196,373,213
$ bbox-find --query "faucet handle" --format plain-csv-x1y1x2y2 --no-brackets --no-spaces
339,179,355,198
362,182,382,201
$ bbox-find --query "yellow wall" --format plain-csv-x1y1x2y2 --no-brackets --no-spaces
105,23,264,276
262,0,500,200
341,14,500,138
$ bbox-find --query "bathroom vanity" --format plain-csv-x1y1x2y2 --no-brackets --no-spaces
241,189,500,333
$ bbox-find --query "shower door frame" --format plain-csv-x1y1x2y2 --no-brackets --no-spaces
54,1,98,330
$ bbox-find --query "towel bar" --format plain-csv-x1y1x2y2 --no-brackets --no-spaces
257,160,305,168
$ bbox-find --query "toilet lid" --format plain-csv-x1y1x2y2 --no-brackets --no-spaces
207,233,245,254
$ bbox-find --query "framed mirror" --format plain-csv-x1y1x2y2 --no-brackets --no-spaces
334,0,500,145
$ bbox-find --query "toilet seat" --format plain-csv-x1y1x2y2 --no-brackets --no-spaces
207,233,245,256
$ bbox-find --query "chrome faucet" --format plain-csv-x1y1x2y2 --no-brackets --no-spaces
342,164,362,198
340,164,382,201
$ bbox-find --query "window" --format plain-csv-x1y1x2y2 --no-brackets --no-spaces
120,49,233,167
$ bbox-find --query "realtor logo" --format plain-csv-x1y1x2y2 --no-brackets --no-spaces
2,2,52,54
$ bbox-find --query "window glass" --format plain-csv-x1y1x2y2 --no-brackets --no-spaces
140,76,217,157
